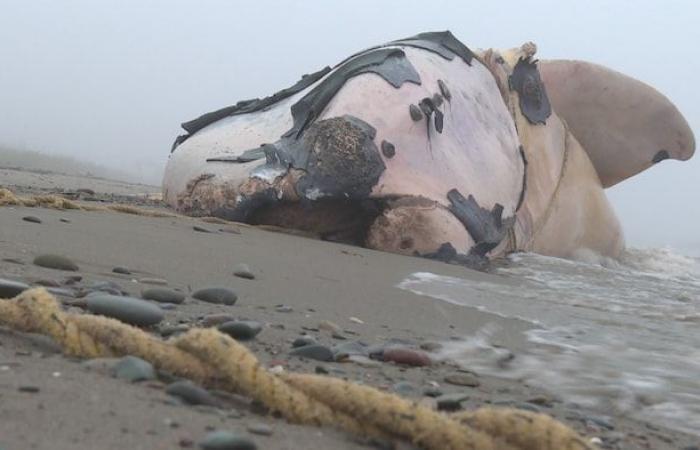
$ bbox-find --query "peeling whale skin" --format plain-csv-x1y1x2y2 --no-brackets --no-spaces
163,32,695,265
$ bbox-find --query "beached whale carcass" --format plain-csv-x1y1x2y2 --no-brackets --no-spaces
163,31,695,265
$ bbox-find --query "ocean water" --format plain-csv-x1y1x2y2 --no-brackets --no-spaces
397,248,700,435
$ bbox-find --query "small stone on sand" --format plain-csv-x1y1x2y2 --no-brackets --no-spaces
22,216,42,224
0,278,30,299
141,287,185,304
86,294,164,326
289,344,333,362
192,287,238,305
218,321,262,340
199,431,257,450
382,348,432,367
233,264,255,280
166,380,217,406
33,254,79,272
112,356,156,382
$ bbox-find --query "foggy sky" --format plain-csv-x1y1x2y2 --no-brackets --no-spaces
0,0,697,253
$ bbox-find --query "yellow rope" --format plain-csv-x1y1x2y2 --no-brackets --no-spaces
0,288,598,450
0,188,174,218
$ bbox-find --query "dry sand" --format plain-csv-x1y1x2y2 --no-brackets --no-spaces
0,171,696,450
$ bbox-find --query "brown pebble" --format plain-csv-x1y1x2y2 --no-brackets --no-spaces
383,348,432,367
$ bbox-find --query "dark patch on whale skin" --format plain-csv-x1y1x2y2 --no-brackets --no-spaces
652,150,670,163
447,189,515,256
417,242,489,271
284,48,421,140
210,116,386,232
438,79,451,101
390,31,474,65
409,104,423,121
381,140,396,158
434,110,444,134
509,58,552,125
516,145,528,212
206,146,267,164
173,66,332,151
418,97,437,138
293,116,386,200
334,30,475,69
173,31,476,152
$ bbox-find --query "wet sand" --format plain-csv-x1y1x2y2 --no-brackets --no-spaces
0,172,696,450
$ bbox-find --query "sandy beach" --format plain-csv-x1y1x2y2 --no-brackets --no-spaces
0,170,697,450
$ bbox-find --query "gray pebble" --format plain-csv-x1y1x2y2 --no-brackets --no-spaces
331,341,369,361
87,294,164,326
33,254,79,271
585,415,615,430
423,387,443,398
160,324,190,337
201,313,237,327
112,267,131,275
2,257,25,265
233,264,255,280
199,431,257,450
436,393,469,411
192,287,238,305
246,423,273,436
515,403,542,413
142,287,185,304
289,344,333,362
193,225,212,233
18,385,40,393
0,278,30,299
275,305,293,313
46,287,76,298
218,321,262,340
392,381,415,396
112,356,155,382
166,380,218,406
87,280,126,296
444,373,480,387
138,277,168,286
82,357,121,375
291,336,317,348
59,218,71,223
22,216,42,224
32,278,61,287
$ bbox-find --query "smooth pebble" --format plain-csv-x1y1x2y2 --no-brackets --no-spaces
87,294,164,326
33,254,79,271
192,287,238,306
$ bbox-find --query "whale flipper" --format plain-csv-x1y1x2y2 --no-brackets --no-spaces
539,59,695,188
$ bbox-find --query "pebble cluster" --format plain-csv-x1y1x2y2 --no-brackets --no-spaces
0,213,672,450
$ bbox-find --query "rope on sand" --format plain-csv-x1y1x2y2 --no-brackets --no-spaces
0,188,175,218
0,288,597,450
